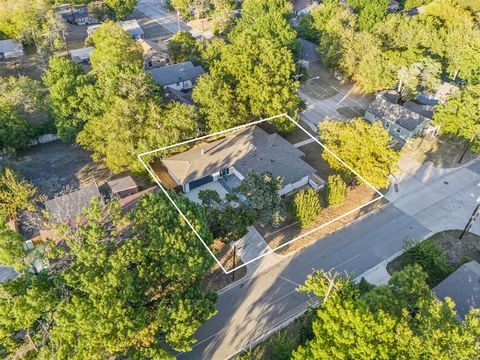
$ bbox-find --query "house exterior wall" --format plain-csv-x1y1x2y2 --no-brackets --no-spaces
279,176,309,196
165,79,194,91
365,110,414,141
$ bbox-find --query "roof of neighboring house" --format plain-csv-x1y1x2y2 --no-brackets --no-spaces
107,176,137,194
416,83,459,106
118,186,158,212
366,94,431,131
433,260,480,319
70,46,94,62
118,19,144,37
162,126,316,186
0,39,23,54
147,61,204,86
163,87,194,105
44,184,103,222
139,39,168,58
406,5,426,17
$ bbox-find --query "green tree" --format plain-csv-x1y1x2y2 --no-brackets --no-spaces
347,0,389,32
324,174,347,207
433,85,480,145
168,31,204,64
104,0,137,19
293,265,480,359
235,170,285,227
0,193,217,358
318,119,400,189
0,222,29,272
0,168,38,222
43,57,88,141
292,188,321,229
0,104,32,153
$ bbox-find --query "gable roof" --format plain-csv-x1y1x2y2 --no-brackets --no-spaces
107,176,137,194
162,126,316,186
118,20,144,38
366,94,431,131
433,260,480,319
147,61,204,86
70,46,94,62
0,39,23,54
45,184,103,221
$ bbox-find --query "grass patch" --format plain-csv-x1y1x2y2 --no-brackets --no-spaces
387,230,480,287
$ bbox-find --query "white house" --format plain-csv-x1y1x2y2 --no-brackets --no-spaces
87,20,144,40
70,47,94,64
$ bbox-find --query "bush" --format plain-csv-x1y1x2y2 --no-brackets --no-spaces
324,175,347,207
293,188,322,229
403,238,453,286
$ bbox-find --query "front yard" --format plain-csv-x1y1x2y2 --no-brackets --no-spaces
387,230,480,287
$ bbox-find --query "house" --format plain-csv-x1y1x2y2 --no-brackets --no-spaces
433,261,480,320
161,126,324,195
416,82,459,106
387,0,400,13
118,186,158,212
44,184,103,223
147,61,204,91
56,4,95,25
87,20,144,39
139,39,170,70
70,46,94,64
0,39,24,60
107,176,139,198
406,5,426,17
365,92,433,142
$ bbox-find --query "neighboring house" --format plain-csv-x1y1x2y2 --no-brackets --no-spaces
0,39,24,60
118,186,158,212
161,126,324,195
406,5,426,17
387,0,400,13
365,92,433,142
416,82,459,106
433,260,480,320
107,176,139,198
70,46,94,64
56,4,95,25
163,87,194,105
88,19,144,39
147,61,204,91
295,1,319,16
139,39,170,70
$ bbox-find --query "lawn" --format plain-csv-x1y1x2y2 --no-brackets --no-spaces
387,230,480,287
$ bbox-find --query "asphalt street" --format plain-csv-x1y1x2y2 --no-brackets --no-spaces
179,159,480,359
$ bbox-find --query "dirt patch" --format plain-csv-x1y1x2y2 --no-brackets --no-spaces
387,230,480,285
150,158,180,190
399,135,476,171
202,239,247,292
2,141,110,198
261,184,385,255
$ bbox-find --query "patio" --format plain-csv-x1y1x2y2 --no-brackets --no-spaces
185,180,229,204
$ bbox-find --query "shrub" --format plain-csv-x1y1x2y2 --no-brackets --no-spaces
293,188,322,229
324,175,347,207
403,238,453,286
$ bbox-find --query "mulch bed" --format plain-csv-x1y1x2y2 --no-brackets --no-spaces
202,239,247,292
262,184,386,255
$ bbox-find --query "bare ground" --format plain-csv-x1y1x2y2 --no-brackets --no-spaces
202,239,247,292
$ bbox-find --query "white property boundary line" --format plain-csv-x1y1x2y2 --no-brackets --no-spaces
137,114,384,274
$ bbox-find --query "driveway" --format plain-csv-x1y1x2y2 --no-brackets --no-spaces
298,40,374,129
178,158,480,359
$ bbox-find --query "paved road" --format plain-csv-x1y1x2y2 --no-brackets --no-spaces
179,159,480,359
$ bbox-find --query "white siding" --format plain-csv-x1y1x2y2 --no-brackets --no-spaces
278,176,309,196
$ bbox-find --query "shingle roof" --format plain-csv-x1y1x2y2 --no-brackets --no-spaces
118,20,144,38
0,39,23,54
70,47,93,62
162,126,316,186
45,184,103,221
433,260,480,319
107,176,137,194
147,61,204,86
366,94,431,131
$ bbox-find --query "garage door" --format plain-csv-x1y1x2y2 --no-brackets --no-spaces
189,175,214,190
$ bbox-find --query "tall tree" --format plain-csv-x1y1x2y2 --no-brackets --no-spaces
293,188,322,229
167,31,204,64
0,168,38,222
318,119,400,189
0,223,30,272
104,0,137,19
0,193,217,358
43,57,89,141
293,265,480,359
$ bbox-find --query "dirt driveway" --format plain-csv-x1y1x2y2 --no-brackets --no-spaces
2,141,110,198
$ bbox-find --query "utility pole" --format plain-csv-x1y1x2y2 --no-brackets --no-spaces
458,134,476,164
459,203,480,239
177,10,181,33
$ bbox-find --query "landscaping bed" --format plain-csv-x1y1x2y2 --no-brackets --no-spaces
259,119,315,145
298,142,336,181
202,239,247,292
260,184,385,255
387,230,480,287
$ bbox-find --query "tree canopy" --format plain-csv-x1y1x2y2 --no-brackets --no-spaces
0,193,217,358
0,168,38,222
318,119,400,189
293,265,480,359
168,31,204,64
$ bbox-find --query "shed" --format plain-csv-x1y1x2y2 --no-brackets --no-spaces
433,261,480,319
107,176,138,199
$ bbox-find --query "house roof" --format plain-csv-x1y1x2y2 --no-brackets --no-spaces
147,61,204,86
119,20,144,37
366,94,431,131
0,39,23,54
107,176,137,194
70,46,94,62
44,184,103,221
162,126,316,186
433,260,480,319
118,186,158,212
